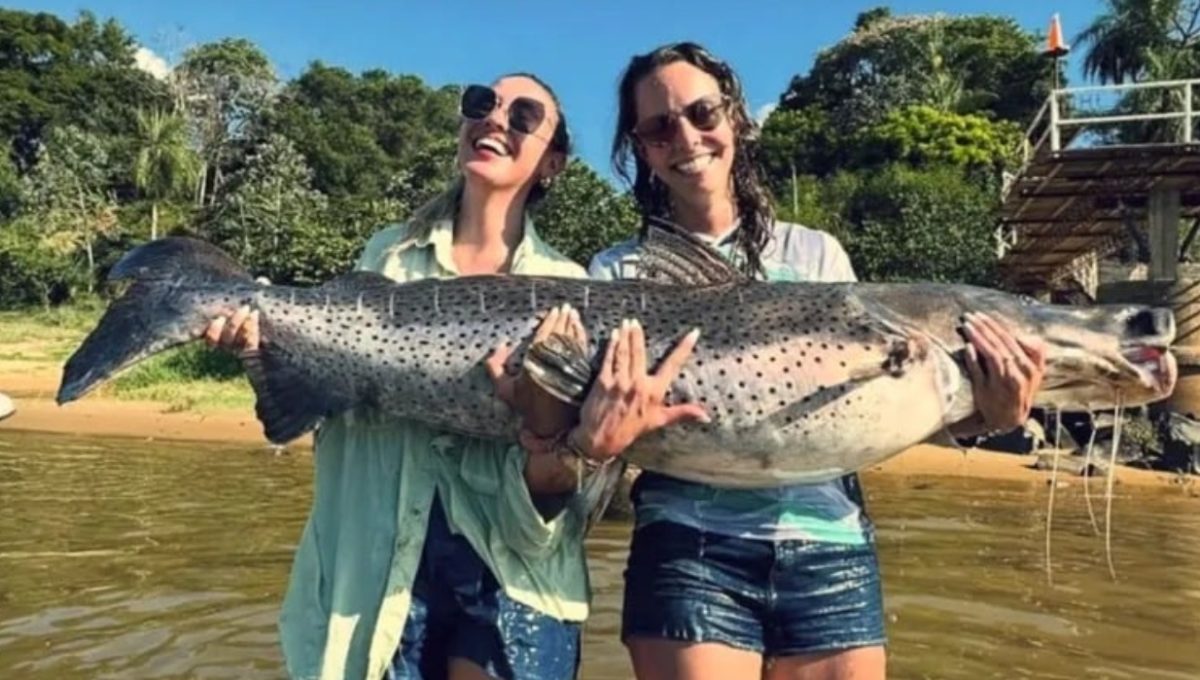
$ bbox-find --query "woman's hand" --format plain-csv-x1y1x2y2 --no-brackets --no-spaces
568,318,709,462
202,305,260,355
961,312,1047,434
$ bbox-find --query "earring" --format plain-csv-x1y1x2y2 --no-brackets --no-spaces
539,177,553,189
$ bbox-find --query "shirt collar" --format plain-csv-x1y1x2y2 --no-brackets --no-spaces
388,213,549,275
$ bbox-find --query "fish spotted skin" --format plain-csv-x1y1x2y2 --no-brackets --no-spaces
57,233,1177,490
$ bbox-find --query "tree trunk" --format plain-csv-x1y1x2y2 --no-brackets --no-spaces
790,161,798,216
196,161,208,207
85,236,95,294
151,201,159,240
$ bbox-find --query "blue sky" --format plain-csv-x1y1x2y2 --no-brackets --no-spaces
19,1,1105,181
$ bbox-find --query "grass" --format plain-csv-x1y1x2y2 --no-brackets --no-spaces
108,344,254,411
0,300,255,412
0,301,104,362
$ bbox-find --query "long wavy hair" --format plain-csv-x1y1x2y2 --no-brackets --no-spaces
612,42,775,278
409,72,571,236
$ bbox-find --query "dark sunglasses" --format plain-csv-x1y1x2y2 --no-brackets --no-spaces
460,84,550,140
632,94,730,147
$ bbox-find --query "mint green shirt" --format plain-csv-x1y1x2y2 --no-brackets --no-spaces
278,217,591,680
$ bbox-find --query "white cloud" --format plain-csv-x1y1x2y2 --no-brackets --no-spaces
134,46,171,81
754,102,778,125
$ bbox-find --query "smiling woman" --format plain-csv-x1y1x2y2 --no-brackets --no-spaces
199,72,597,680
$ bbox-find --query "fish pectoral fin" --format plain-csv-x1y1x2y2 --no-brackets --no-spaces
847,334,929,382
522,332,595,407
242,341,351,444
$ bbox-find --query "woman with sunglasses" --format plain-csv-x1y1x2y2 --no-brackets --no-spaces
570,42,1048,680
203,74,599,680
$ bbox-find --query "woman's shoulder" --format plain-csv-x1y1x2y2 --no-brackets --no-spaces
769,220,847,254
522,221,589,279
766,220,856,283
586,237,642,280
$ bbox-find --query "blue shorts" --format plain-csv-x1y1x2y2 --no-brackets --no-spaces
387,497,581,680
621,518,888,657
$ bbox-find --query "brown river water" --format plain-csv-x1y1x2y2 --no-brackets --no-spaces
0,430,1197,679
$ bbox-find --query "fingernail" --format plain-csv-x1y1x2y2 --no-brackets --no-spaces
688,327,701,341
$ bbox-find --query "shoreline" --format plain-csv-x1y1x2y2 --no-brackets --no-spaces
2,389,1195,492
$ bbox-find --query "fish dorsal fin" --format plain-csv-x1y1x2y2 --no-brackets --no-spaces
635,217,748,287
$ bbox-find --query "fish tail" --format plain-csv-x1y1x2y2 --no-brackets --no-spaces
57,237,256,405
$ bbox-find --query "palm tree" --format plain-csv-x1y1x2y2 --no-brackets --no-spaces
1076,0,1200,84
132,109,198,239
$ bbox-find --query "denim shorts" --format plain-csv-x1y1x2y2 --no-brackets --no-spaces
621,518,888,657
387,497,581,680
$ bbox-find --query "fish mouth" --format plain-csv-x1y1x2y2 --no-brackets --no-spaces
1039,342,1177,409
1120,343,1177,397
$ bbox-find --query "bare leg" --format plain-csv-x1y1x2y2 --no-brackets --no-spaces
626,637,764,680
449,657,494,679
765,646,886,680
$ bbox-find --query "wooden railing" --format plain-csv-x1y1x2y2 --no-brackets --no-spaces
1018,78,1200,164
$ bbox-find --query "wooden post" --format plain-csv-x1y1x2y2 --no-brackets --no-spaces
1186,81,1194,143
1049,92,1061,152
1150,186,1181,281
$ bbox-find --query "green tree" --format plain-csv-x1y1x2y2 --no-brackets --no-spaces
0,9,168,168
132,108,199,239
175,38,277,206
532,159,640,266
1076,0,1200,84
773,171,860,241
780,11,1052,133
0,216,85,308
22,125,120,292
265,62,460,201
0,152,21,218
200,133,331,284
854,105,1022,171
760,107,841,194
843,164,1000,285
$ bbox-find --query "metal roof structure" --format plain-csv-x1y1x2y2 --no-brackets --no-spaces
996,79,1200,297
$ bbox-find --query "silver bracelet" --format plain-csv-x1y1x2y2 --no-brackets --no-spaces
556,430,608,490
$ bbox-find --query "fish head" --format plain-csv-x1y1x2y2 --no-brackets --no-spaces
1028,303,1176,410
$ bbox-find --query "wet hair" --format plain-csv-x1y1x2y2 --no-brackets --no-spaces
409,72,571,234
612,41,775,278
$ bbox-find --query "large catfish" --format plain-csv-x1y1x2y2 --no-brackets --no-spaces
57,227,1176,499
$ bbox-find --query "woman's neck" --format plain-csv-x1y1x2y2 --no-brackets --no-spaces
453,181,528,274
671,189,737,238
